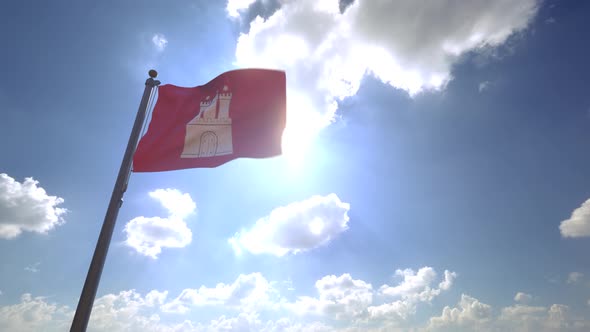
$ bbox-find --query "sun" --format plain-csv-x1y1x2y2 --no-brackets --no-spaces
308,217,325,236
280,93,327,165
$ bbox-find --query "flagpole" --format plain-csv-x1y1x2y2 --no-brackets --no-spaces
70,70,160,332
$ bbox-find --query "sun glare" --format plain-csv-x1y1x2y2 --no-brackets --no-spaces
281,93,328,165
308,217,325,235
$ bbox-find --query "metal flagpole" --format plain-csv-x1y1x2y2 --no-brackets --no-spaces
70,70,160,332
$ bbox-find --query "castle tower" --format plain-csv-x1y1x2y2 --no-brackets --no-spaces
201,95,218,119
218,85,232,119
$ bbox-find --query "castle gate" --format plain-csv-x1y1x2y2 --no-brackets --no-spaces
198,131,218,157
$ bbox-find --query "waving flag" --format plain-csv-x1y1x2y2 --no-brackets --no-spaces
133,69,286,172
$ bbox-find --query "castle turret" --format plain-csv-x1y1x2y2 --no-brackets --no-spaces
218,85,232,119
201,95,217,119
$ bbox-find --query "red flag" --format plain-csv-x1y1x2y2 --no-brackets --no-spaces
133,69,286,172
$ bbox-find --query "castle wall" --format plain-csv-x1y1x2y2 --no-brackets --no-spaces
201,97,217,119
181,123,233,158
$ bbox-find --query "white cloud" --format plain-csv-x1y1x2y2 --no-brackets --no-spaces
379,267,457,302
0,294,71,332
288,273,373,319
87,290,170,332
262,318,332,332
439,270,456,291
161,272,275,314
285,266,456,325
3,268,590,331
148,189,196,220
151,33,168,51
226,0,257,18
24,262,40,273
124,189,195,259
379,267,437,298
500,303,547,321
144,290,168,307
369,267,457,322
207,312,261,331
200,313,334,332
560,199,590,237
229,193,350,256
90,289,332,332
233,0,539,151
0,173,67,239
428,295,590,332
567,272,584,284
498,303,577,331
514,292,533,304
428,294,493,330
478,81,492,92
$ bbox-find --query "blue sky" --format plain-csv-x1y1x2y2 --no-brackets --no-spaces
1,0,590,331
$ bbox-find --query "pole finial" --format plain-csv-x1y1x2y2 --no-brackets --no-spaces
149,69,158,78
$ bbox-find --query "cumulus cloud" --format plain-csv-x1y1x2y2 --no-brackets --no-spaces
124,189,195,259
514,292,533,304
0,294,70,332
379,267,457,301
428,294,493,330
151,33,168,51
144,290,168,307
0,173,67,239
368,267,457,322
24,262,40,273
500,303,547,322
88,290,171,332
478,81,492,92
207,314,334,332
94,302,331,332
499,303,578,331
567,272,584,284
288,273,373,319
226,0,258,18
232,0,540,149
560,199,590,237
428,295,590,332
0,290,253,332
229,193,350,256
161,273,275,314
3,268,590,331
88,287,331,332
379,267,436,298
286,266,456,325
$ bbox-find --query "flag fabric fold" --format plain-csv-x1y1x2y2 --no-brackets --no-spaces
133,69,286,172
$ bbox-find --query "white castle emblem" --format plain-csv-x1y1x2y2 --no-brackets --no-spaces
181,85,233,158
